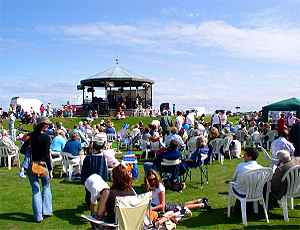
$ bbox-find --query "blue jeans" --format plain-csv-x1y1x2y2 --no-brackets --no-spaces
21,151,31,169
28,165,52,222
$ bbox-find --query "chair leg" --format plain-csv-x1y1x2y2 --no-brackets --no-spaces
281,197,289,222
266,182,271,211
204,166,208,185
291,198,294,210
200,167,203,187
241,199,247,225
8,156,12,170
69,166,72,180
227,194,231,218
17,154,20,168
253,201,258,214
261,199,269,223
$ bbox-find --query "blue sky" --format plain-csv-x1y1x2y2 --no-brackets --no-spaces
1,0,300,112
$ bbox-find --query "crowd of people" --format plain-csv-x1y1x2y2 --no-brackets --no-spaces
1,108,300,228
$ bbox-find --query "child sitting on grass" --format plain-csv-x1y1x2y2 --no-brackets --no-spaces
19,134,31,178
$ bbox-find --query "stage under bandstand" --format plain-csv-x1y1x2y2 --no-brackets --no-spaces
77,63,154,116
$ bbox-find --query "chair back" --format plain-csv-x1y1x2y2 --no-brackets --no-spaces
107,133,116,143
150,140,161,152
259,146,272,161
115,192,152,230
61,152,80,165
139,139,149,151
236,129,247,142
281,165,300,198
187,136,197,156
0,145,9,157
161,158,181,166
238,167,273,200
118,124,129,140
210,138,224,154
266,130,277,143
223,136,233,152
251,133,262,145
259,146,278,170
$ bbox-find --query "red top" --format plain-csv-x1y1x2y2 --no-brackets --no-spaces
277,117,285,133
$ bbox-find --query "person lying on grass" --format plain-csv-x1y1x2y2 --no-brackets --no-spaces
144,169,211,215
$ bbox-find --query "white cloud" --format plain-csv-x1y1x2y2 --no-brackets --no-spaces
39,19,300,63
196,21,300,62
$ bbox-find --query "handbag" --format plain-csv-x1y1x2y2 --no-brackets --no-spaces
31,162,48,177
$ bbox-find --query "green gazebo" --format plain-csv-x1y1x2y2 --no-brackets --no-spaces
262,97,300,121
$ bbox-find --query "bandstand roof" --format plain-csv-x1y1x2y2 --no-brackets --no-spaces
79,65,154,88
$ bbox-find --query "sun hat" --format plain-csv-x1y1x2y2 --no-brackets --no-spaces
277,150,291,163
37,117,51,125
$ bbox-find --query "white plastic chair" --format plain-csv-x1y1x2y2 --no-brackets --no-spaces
187,136,197,158
0,144,19,170
227,167,273,225
258,146,278,172
50,151,63,177
61,152,81,180
107,133,116,143
139,139,150,159
280,165,300,222
209,138,224,165
265,130,278,150
149,140,162,158
223,136,233,160
81,192,152,230
250,133,262,147
236,129,248,149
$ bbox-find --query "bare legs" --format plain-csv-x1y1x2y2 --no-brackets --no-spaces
184,198,206,209
96,189,110,219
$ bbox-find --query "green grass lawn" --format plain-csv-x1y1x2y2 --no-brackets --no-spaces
1,116,300,229
1,153,300,230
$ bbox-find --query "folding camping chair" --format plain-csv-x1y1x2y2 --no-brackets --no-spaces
81,192,152,230
117,123,129,151
160,159,182,184
198,154,209,187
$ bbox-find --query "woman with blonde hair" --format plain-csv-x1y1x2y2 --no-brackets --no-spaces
186,136,211,168
144,169,211,214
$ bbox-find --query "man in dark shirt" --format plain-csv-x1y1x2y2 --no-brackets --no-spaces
271,150,300,200
290,118,300,156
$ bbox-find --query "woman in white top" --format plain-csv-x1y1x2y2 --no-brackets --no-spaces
144,170,211,213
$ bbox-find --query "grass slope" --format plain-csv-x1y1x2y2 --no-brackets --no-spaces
1,116,300,229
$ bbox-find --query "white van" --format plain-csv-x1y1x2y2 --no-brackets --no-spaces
10,97,43,113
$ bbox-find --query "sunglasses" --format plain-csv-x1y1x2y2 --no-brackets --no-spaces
148,177,156,182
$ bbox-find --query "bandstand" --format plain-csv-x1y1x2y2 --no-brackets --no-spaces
77,63,154,116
